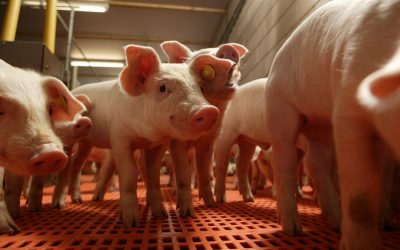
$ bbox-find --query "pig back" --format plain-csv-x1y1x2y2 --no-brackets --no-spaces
224,78,270,144
72,80,118,148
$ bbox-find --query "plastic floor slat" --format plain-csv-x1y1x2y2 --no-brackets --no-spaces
0,176,399,249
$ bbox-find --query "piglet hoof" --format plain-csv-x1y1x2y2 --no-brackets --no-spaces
120,210,140,228
176,190,195,217
177,202,195,217
215,194,226,203
0,192,20,235
200,189,217,207
242,193,254,202
0,216,20,235
51,198,66,209
92,193,104,201
28,200,42,213
150,203,168,218
281,217,304,236
92,188,105,201
120,199,140,228
71,197,82,204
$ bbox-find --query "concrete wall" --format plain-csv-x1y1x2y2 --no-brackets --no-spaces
214,0,331,84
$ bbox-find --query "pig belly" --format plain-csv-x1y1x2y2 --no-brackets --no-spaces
238,135,270,150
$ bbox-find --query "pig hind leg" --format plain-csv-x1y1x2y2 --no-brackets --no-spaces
302,130,341,231
214,135,239,203
266,97,304,236
236,141,256,202
334,117,381,250
92,157,116,201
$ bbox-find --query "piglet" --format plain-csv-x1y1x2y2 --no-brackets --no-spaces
263,0,400,248
160,41,248,216
0,60,71,175
70,45,222,227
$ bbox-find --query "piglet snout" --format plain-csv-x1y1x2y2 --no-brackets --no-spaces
27,144,68,175
72,116,92,137
217,44,240,63
190,105,220,132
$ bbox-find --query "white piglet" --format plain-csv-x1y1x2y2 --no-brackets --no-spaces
161,41,248,216
264,0,400,248
70,45,222,227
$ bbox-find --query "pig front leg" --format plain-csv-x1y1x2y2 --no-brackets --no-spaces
302,129,341,231
335,119,382,250
4,170,23,219
144,145,168,218
0,167,20,234
52,141,92,208
251,160,261,195
68,163,82,204
51,160,70,208
27,175,46,212
236,141,256,202
112,142,140,227
266,97,304,236
93,157,116,201
195,141,216,207
170,140,195,217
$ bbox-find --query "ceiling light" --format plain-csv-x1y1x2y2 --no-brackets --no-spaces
22,0,109,13
71,60,124,68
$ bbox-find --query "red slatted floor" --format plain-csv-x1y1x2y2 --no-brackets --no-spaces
1,176,399,249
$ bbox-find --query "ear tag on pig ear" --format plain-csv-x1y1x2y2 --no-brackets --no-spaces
202,64,215,81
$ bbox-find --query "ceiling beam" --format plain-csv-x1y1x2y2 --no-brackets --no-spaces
71,0,226,13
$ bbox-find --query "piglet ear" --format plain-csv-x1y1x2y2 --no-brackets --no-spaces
119,45,161,96
74,94,93,112
42,77,87,122
368,72,400,98
227,43,249,59
190,54,235,85
216,44,249,63
160,40,192,63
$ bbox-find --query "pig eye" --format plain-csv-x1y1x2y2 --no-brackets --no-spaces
159,84,167,93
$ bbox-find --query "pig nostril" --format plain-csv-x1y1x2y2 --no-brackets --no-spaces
196,117,204,123
76,124,81,129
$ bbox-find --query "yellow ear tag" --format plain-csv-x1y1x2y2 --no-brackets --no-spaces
202,64,215,81
55,95,67,110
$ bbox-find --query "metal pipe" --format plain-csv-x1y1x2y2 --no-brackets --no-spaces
56,11,101,82
44,0,58,53
64,9,75,88
0,0,22,41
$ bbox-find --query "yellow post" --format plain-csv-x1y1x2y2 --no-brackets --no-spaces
0,0,22,41
44,0,58,53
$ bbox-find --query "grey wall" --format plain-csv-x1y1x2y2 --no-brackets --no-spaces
215,0,331,84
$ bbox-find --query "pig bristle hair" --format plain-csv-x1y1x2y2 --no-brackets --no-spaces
158,63,198,92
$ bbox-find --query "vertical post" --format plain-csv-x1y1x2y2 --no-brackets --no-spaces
44,0,58,53
64,9,75,89
0,0,22,41
71,66,79,89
